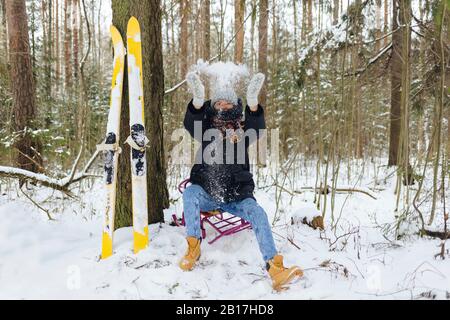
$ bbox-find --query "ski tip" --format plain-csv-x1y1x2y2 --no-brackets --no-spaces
127,16,140,38
128,16,139,26
110,25,124,46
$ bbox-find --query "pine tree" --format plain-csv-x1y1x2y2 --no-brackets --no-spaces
258,0,268,106
5,0,42,174
234,0,245,64
179,0,189,77
64,0,72,89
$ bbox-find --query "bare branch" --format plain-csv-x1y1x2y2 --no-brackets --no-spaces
344,42,393,77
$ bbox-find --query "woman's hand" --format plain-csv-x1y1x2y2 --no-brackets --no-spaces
186,72,205,109
246,73,265,111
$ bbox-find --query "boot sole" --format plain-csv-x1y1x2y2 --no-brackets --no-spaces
273,268,303,291
179,254,201,272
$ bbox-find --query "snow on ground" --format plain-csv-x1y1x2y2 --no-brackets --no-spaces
0,162,449,300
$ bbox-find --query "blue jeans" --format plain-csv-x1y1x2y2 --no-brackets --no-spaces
182,184,278,262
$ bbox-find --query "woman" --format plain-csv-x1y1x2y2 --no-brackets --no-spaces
179,71,303,291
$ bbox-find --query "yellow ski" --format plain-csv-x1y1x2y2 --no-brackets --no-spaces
99,26,126,259
126,17,149,254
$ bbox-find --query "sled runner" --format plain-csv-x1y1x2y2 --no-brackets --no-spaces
171,179,252,244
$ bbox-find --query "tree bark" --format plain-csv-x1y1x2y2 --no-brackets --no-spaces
0,0,7,57
30,0,36,70
388,0,402,166
234,0,245,64
384,0,389,46
41,0,52,97
64,0,72,89
179,0,189,77
307,0,312,33
333,0,339,25
301,0,306,43
55,0,60,86
258,0,268,106
375,0,382,51
111,0,169,229
202,0,210,61
293,0,298,60
250,0,256,69
48,0,52,97
5,0,42,173
72,0,79,80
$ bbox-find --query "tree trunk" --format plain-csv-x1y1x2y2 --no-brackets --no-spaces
30,0,36,70
78,0,83,68
202,0,210,61
97,0,102,77
55,0,60,87
179,0,189,77
111,0,169,229
333,0,339,25
301,0,306,43
375,0,382,51
64,0,72,89
250,0,256,70
234,0,245,64
42,0,52,98
353,0,364,159
258,0,268,106
72,0,79,80
293,0,298,60
388,0,402,166
399,0,412,184
307,0,312,33
1,0,7,57
5,0,42,173
384,0,389,46
202,0,210,97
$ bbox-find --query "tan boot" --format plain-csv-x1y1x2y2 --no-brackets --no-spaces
267,255,303,291
179,237,201,271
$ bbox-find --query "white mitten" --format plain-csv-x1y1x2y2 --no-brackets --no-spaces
246,73,265,108
186,72,205,108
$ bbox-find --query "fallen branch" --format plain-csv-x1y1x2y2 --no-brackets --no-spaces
0,149,101,193
19,186,54,220
271,230,302,250
422,229,450,241
297,185,377,200
327,228,360,248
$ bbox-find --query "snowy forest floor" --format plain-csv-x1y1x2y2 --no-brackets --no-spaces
0,161,449,300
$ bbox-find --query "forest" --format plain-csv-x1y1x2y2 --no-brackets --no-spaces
0,0,449,300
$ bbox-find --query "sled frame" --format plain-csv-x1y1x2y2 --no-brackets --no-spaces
171,179,252,244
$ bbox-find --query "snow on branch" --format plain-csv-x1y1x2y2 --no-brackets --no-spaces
297,0,375,64
0,149,101,194
344,42,393,77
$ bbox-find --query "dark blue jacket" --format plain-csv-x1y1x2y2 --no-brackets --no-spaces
183,99,266,203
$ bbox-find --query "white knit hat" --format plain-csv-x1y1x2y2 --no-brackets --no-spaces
193,61,248,106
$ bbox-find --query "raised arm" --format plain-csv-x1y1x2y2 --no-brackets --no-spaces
184,72,207,139
245,73,266,140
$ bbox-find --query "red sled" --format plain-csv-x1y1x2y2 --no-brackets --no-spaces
171,179,252,244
